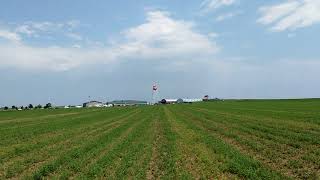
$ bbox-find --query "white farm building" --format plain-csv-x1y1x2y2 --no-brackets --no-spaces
160,98,203,104
182,99,203,103
83,101,104,108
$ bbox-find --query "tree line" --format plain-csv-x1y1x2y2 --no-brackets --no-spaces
1,103,52,111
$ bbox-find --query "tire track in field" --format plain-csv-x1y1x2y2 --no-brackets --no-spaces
1,109,140,179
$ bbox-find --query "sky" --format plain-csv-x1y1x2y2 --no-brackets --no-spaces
0,0,320,106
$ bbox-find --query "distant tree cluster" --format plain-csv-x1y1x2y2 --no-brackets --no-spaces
44,103,52,109
36,104,42,109
1,103,52,111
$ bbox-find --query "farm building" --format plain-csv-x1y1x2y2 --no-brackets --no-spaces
103,104,113,107
83,101,104,108
161,98,203,104
160,99,178,104
203,95,209,101
110,100,148,106
182,99,203,103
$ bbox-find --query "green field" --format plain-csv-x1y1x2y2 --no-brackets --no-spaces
0,99,319,179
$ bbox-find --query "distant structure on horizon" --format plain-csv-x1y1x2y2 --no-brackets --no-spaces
160,98,203,104
110,100,148,106
152,83,159,104
83,101,104,108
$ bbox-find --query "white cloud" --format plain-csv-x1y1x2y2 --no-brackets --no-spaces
0,29,21,42
215,11,242,21
0,11,219,71
201,0,237,12
258,0,320,32
120,11,219,59
0,43,116,71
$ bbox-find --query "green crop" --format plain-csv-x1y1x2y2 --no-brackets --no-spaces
0,99,319,179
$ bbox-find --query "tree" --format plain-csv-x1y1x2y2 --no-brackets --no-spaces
160,99,167,104
20,106,24,110
28,104,34,109
12,106,16,110
36,104,42,109
4,106,8,110
44,103,52,109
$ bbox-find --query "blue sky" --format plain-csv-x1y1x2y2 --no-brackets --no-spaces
0,0,320,106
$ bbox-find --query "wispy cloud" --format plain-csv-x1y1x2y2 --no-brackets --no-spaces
215,11,242,21
15,25,35,36
258,0,320,32
0,29,21,42
201,0,237,13
14,20,81,37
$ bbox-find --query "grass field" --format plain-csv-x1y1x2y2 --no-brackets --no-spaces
0,99,319,179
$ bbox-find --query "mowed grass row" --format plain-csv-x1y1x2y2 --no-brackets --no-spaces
0,99,319,179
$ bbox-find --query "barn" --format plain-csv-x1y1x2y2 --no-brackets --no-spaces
83,101,104,108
